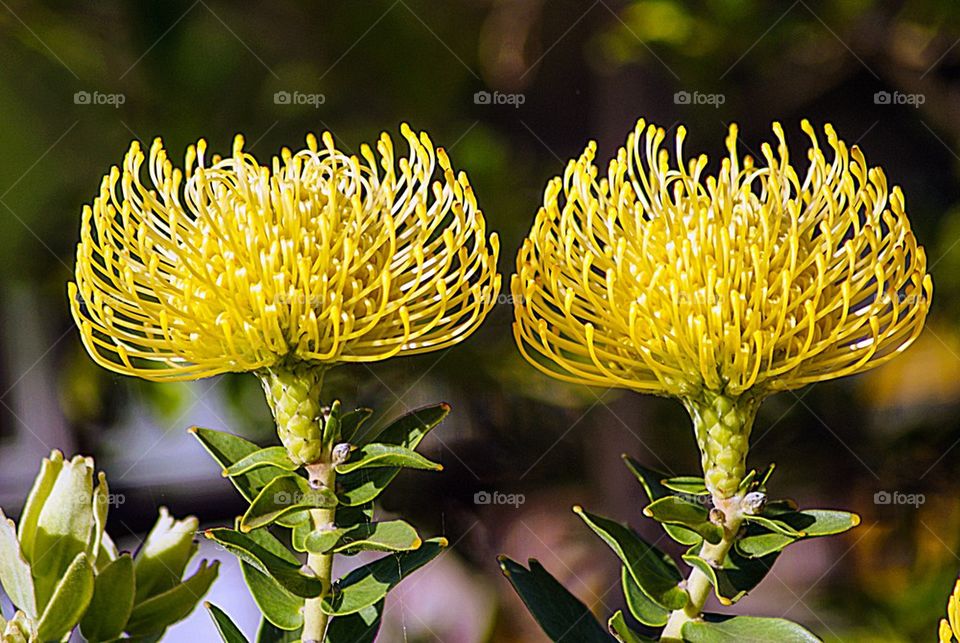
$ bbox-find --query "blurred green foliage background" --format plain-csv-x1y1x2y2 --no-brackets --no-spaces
3,1,960,640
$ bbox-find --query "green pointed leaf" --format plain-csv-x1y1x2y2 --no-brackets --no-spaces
206,603,249,643
498,556,614,642
608,610,655,642
17,450,63,565
681,547,778,604
36,552,94,642
257,619,301,642
337,469,397,506
134,508,200,603
240,476,337,532
742,514,804,538
682,615,821,642
126,560,219,635
204,529,323,598
660,476,708,496
31,454,94,609
321,538,447,615
241,562,304,631
81,554,135,641
574,507,687,610
322,400,343,455
339,408,374,444
326,601,382,643
643,497,722,545
621,566,668,627
224,447,298,477
335,443,442,475
96,530,119,571
190,427,291,506
758,463,776,490
735,530,796,558
0,509,36,618
305,520,422,555
769,509,860,537
366,403,450,447
621,456,701,546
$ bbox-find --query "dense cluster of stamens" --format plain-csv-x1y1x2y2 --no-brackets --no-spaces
513,119,931,398
70,125,501,380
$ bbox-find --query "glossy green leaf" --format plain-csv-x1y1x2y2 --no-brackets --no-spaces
242,562,304,631
126,560,219,635
621,566,668,627
682,615,821,642
204,529,323,598
498,556,614,642
621,456,701,546
0,509,36,618
574,507,687,610
36,551,94,642
326,601,383,643
17,451,63,565
339,408,374,444
190,427,290,504
681,547,778,604
305,520,421,555
643,497,722,545
31,454,94,609
321,538,447,615
735,530,796,558
608,610,655,642
134,508,200,603
366,403,450,447
224,447,298,477
80,554,135,642
742,514,803,538
337,468,397,506
335,443,442,474
206,603,249,643
769,509,860,537
240,476,337,532
660,476,708,496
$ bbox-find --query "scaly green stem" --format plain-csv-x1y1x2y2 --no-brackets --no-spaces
660,505,743,641
303,466,337,642
660,392,759,640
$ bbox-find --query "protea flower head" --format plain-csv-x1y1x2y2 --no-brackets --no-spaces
512,119,931,497
70,125,501,465
942,579,960,643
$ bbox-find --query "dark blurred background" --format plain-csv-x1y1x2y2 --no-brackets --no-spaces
1,1,960,640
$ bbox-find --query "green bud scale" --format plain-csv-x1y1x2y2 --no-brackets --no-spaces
259,363,326,466
684,391,760,499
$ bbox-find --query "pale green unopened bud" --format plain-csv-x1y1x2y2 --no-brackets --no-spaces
685,392,759,499
259,364,326,466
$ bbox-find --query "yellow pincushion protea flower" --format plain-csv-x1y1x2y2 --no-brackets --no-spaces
513,119,931,496
940,579,960,642
70,125,500,464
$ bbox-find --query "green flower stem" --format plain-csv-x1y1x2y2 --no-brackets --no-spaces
303,465,337,643
660,510,743,641
661,392,759,640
